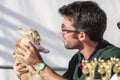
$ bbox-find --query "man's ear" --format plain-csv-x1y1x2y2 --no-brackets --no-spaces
78,32,87,41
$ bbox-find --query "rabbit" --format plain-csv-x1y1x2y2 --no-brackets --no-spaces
17,27,49,53
14,26,49,80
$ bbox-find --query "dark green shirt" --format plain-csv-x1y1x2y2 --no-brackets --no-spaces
63,40,120,80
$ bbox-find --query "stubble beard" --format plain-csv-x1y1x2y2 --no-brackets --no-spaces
64,40,75,49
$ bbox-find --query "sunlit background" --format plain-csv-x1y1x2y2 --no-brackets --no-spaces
0,0,120,80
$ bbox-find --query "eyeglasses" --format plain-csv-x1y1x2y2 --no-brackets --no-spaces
62,29,80,33
61,24,80,33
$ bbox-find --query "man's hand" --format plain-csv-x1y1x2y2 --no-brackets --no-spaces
13,42,67,80
13,54,29,78
13,42,43,79
20,42,43,67
14,41,43,68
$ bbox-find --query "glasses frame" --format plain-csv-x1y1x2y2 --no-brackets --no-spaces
61,24,80,34
61,29,80,33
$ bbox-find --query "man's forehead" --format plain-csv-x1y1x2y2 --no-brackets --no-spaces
63,16,73,24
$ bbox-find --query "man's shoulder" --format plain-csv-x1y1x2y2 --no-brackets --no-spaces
99,45,120,58
102,45,120,53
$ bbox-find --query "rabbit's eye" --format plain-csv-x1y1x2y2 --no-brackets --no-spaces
29,32,33,36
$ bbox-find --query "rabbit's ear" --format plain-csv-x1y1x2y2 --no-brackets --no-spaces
18,26,29,30
19,27,27,30
17,27,28,35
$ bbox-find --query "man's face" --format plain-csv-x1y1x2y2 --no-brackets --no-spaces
59,17,81,49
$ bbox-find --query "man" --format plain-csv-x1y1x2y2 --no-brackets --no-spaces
13,1,120,80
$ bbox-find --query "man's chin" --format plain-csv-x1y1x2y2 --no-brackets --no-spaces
63,41,74,49
64,45,74,49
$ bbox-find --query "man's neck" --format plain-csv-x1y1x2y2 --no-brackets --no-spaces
81,41,99,60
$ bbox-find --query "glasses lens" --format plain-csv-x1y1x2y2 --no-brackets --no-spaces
62,29,80,33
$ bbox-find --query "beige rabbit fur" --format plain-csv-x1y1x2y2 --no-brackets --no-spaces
14,27,49,80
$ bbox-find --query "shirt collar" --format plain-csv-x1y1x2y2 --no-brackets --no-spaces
88,39,105,60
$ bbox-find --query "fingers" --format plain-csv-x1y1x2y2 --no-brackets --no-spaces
14,44,31,59
13,49,25,58
14,41,42,67
13,55,25,62
19,42,35,54
27,42,37,53
13,60,29,77
13,42,31,78
14,66,29,77
15,41,38,55
13,44,26,56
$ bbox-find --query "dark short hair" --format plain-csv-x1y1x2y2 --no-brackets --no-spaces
58,1,107,41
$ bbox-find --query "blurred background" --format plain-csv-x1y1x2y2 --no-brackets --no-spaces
0,0,120,80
